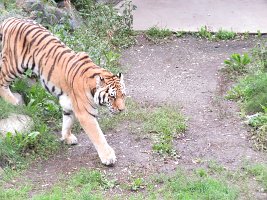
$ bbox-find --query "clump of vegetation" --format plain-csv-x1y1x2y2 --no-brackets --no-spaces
196,26,237,41
224,53,251,74
130,178,146,191
227,43,267,150
145,106,186,156
197,26,213,40
99,100,186,156
0,78,62,170
146,26,173,42
244,163,267,191
215,29,236,40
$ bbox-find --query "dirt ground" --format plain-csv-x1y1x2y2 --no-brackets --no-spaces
19,35,267,198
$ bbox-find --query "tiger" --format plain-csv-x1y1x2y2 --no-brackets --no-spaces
0,17,126,166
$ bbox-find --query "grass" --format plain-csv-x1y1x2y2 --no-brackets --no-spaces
146,26,173,42
197,26,213,40
244,163,267,191
32,168,114,200
196,26,237,41
215,29,236,40
0,78,62,171
226,43,267,150
99,99,187,156
127,167,239,200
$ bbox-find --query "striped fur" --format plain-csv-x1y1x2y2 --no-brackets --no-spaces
0,17,126,165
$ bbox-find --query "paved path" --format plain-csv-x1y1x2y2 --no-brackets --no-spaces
123,0,267,33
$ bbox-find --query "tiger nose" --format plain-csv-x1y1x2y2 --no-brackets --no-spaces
118,107,124,112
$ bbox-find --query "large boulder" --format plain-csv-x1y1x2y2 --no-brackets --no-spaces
16,0,82,29
0,114,33,137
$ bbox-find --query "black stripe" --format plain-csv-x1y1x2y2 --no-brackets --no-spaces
57,90,63,98
52,86,55,92
47,51,61,81
57,49,72,63
36,33,51,46
85,107,96,118
63,111,72,116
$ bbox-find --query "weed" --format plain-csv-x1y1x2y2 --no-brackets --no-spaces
227,72,267,113
243,31,250,40
257,30,262,38
224,53,251,74
176,31,186,38
131,178,145,191
146,26,173,42
144,106,186,155
197,26,213,40
215,29,236,40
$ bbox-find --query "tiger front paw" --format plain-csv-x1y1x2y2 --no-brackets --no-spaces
61,134,78,145
98,145,116,166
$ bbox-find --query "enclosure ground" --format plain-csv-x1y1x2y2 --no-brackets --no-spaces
9,35,267,199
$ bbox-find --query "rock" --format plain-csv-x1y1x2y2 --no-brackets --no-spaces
16,0,82,30
14,93,25,105
0,2,5,10
0,114,33,137
0,167,3,176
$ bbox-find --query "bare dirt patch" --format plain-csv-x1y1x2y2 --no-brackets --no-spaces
17,35,266,198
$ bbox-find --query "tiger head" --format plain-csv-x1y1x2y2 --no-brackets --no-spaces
94,73,126,114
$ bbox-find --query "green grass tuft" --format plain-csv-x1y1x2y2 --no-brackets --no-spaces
146,26,173,42
32,168,113,200
215,29,236,40
244,164,267,191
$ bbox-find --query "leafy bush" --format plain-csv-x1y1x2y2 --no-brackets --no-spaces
227,46,267,150
227,72,267,113
224,53,251,74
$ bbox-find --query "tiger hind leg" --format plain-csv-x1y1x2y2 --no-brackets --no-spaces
60,111,78,145
0,62,22,105
0,86,21,105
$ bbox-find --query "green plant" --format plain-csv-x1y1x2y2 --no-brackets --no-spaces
131,178,145,191
244,164,267,191
224,53,251,74
163,170,238,200
257,30,262,38
197,26,212,40
227,72,267,113
176,31,186,38
144,106,186,155
146,26,173,41
215,29,236,40
32,168,113,200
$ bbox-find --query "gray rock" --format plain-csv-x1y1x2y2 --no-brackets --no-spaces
0,114,33,137
14,93,25,105
0,167,3,176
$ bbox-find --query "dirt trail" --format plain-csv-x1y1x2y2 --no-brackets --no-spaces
122,35,266,170
20,36,266,196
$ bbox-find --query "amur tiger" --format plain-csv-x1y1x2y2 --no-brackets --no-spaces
0,17,126,165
